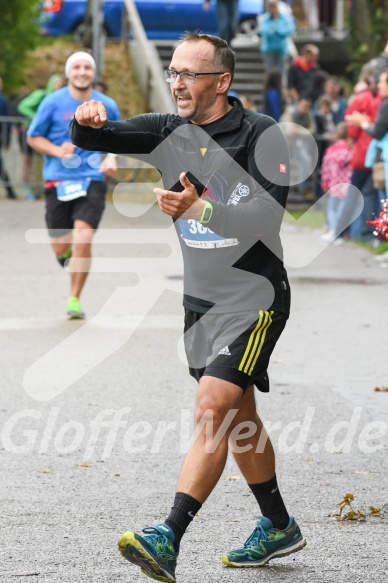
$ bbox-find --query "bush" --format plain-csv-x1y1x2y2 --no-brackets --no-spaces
0,0,40,93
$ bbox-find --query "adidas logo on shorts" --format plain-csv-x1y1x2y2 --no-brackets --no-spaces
218,346,231,356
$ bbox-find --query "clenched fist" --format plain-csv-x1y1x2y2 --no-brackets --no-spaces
74,99,108,129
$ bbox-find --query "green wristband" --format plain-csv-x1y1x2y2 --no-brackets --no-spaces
199,200,213,224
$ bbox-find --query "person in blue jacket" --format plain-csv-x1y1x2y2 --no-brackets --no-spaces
263,68,284,121
259,0,295,76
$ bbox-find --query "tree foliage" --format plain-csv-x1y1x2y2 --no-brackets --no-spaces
348,0,388,79
0,0,40,93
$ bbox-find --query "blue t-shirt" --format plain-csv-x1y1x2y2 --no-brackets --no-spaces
28,87,120,181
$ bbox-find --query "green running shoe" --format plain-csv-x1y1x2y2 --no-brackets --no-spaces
222,515,306,567
66,297,85,320
57,247,72,268
118,523,177,582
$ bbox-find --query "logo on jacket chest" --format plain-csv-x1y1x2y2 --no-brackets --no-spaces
227,182,250,206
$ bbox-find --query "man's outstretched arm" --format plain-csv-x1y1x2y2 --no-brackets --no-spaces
70,99,166,155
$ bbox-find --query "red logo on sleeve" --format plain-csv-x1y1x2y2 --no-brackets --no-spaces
279,164,287,173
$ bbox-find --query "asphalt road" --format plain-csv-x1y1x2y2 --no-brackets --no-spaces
1,198,387,582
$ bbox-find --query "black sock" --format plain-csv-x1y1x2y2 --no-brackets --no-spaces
248,474,289,530
165,492,202,552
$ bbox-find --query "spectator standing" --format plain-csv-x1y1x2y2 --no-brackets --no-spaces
258,0,295,77
287,44,320,103
335,77,383,240
27,52,120,319
309,70,329,105
17,74,64,200
323,76,348,124
314,94,336,198
263,68,284,121
347,69,388,201
0,77,17,200
320,122,353,241
203,0,239,46
280,96,316,198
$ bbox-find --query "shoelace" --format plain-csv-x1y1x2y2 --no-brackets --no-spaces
243,524,268,548
142,526,171,546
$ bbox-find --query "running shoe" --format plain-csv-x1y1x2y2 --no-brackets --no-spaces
57,247,72,268
118,523,177,582
66,297,85,320
222,515,306,567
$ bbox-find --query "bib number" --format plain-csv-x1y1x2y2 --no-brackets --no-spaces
56,179,90,202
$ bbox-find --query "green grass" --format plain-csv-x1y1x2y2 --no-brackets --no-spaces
284,207,388,254
284,207,326,229
354,240,388,254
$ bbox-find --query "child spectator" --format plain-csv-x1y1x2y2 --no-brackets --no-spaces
320,122,353,241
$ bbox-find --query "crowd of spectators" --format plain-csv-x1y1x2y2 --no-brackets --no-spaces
254,0,388,243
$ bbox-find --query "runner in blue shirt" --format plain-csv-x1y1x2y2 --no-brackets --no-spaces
28,52,120,319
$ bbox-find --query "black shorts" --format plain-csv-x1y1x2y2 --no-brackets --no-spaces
184,309,288,393
45,180,107,237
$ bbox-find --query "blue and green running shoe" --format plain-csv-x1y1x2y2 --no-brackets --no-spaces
118,523,177,582
66,297,85,320
222,516,306,567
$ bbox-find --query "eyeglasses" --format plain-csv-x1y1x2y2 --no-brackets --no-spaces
164,70,226,85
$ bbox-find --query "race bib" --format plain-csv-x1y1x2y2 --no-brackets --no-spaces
56,179,90,202
178,219,239,249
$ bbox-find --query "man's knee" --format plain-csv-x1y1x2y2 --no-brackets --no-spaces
195,379,242,428
196,395,226,426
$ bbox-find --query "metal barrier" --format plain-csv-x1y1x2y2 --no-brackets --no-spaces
122,0,174,113
0,115,43,199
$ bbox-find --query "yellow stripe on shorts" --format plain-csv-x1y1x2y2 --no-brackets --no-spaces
238,311,274,376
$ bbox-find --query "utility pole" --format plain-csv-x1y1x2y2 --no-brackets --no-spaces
84,0,105,79
92,0,104,79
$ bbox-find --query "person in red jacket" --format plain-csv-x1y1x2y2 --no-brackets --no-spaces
335,76,382,240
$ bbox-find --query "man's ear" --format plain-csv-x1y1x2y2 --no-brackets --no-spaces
217,73,232,94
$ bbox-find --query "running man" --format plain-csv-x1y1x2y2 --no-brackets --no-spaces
70,33,306,582
27,51,120,319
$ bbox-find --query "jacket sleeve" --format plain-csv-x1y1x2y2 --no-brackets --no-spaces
206,116,288,239
277,15,295,36
17,90,45,121
70,113,166,155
